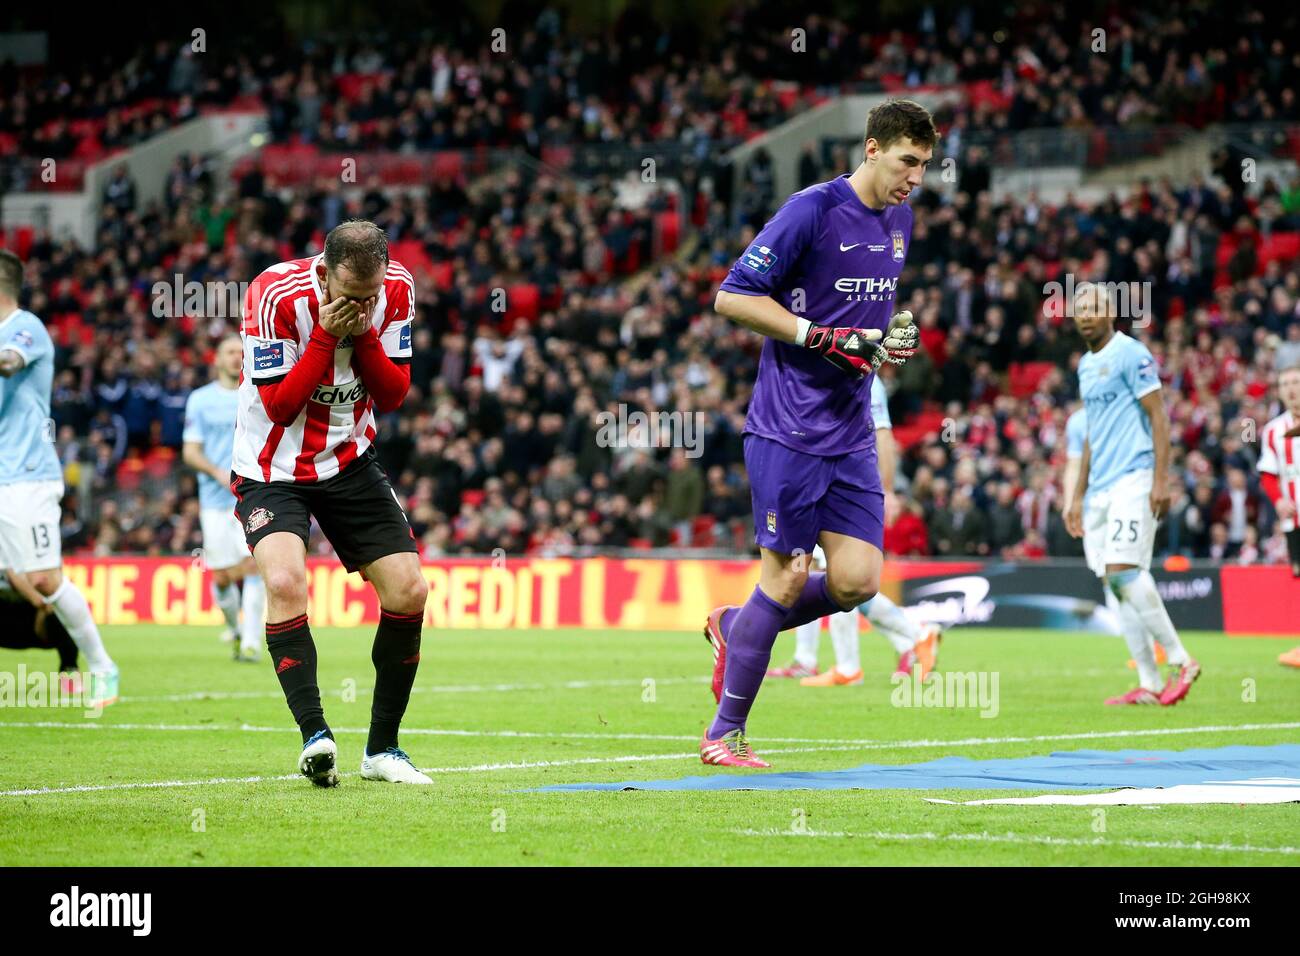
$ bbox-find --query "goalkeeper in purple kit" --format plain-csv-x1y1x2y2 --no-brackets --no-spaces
701,99,938,767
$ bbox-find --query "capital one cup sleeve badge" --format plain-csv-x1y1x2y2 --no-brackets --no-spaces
246,507,275,534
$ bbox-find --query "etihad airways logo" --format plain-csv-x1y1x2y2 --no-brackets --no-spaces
312,380,368,405
835,276,899,301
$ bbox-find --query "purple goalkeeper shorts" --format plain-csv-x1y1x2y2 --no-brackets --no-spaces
744,433,884,554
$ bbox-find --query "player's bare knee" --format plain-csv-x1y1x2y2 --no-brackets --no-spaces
764,565,807,607
29,569,62,597
263,567,307,607
392,574,429,615
828,571,877,609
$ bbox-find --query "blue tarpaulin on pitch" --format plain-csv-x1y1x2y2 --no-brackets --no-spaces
536,743,1300,792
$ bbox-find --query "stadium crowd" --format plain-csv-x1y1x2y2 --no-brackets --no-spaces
6,3,1298,182
20,132,1300,566
5,4,1300,565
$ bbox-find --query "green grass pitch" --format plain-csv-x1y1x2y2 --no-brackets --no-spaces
0,624,1296,866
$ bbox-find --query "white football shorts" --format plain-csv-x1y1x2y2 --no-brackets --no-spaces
0,479,64,573
200,507,250,571
1082,469,1157,578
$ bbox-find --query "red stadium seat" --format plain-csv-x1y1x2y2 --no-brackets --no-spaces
144,447,176,478
691,514,716,546
430,261,454,290
1215,237,1238,269
1261,232,1300,267
655,211,680,255
890,409,949,450
431,152,463,180
391,239,434,277
1008,361,1055,398
115,455,145,491
506,283,540,322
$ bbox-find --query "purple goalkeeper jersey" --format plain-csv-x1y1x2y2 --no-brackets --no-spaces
720,174,913,456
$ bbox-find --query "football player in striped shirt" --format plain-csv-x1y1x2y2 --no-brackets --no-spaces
233,221,429,786
1257,362,1300,668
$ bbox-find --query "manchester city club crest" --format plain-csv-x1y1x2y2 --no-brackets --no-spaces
766,510,777,534
891,229,905,262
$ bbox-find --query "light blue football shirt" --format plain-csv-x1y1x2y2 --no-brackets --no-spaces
183,381,239,510
1065,407,1086,458
1077,330,1160,495
869,374,892,430
0,309,62,486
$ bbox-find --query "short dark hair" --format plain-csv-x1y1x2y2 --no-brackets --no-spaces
865,99,940,153
0,249,22,299
322,220,389,278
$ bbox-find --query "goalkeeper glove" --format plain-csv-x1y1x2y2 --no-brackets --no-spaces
880,310,918,364
802,311,917,377
804,326,885,377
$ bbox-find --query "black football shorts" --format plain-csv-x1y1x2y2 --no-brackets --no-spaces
231,446,418,572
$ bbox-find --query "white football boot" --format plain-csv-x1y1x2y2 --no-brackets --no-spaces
361,747,432,784
299,730,339,787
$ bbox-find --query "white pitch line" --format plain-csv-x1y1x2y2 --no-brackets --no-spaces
737,828,1300,856
0,721,870,745
0,744,870,797
116,675,710,704
2,720,1298,750
2,720,1298,798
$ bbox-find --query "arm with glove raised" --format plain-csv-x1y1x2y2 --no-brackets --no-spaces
714,289,916,377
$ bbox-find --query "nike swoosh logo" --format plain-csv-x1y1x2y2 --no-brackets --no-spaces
723,689,749,700
839,242,862,252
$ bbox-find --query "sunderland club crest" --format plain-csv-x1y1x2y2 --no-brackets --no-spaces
246,507,275,534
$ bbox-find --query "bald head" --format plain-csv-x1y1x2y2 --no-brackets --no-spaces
318,219,389,306
323,220,388,278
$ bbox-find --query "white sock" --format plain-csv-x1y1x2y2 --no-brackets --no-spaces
862,593,920,654
1115,597,1162,692
828,609,861,674
793,619,820,669
213,581,240,631
1120,570,1190,666
46,580,114,672
240,575,266,650
1100,587,1122,633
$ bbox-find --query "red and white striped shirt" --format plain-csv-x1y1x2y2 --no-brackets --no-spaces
233,254,415,483
1259,410,1300,532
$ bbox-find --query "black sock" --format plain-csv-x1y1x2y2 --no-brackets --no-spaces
367,609,423,755
56,637,79,672
266,613,329,743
